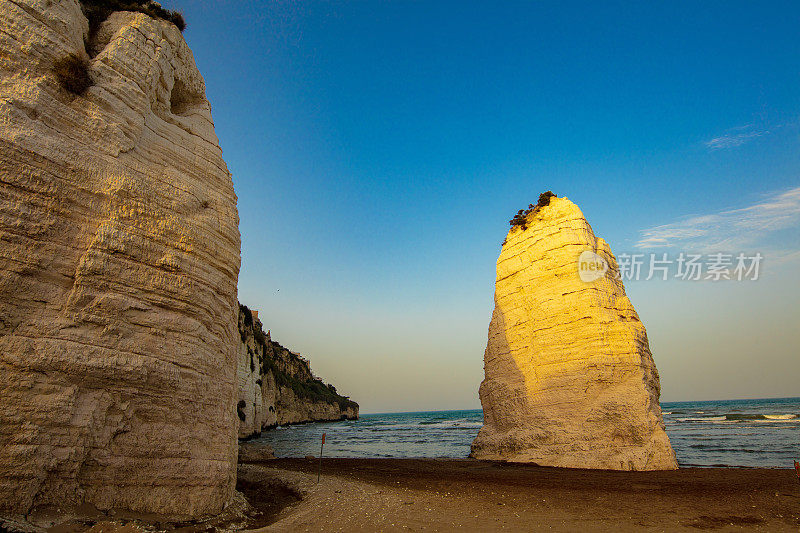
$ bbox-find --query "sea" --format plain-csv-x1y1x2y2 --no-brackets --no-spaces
252,397,800,468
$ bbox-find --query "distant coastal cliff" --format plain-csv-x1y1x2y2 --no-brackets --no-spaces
236,304,358,438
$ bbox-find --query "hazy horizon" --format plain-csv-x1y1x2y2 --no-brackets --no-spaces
163,1,800,413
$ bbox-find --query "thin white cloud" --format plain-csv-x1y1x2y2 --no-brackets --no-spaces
636,186,800,252
705,125,769,150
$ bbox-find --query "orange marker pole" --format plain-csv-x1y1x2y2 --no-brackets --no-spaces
317,432,326,483
794,460,800,484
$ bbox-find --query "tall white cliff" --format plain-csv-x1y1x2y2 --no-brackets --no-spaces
0,1,240,518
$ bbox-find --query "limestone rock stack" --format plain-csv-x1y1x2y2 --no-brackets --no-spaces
471,196,677,470
0,1,241,518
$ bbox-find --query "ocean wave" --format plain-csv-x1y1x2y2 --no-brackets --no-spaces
413,421,483,429
367,424,418,430
724,413,797,421
676,416,726,422
674,413,798,423
727,413,787,421
418,417,453,424
687,444,763,453
419,417,481,425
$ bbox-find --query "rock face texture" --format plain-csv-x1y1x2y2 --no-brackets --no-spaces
471,196,677,470
0,1,240,518
237,305,358,439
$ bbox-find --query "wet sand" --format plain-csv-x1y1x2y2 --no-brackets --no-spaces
250,458,800,532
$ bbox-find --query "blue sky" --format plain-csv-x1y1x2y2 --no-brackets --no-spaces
164,1,800,412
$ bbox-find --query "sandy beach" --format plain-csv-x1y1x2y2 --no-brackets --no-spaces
4,456,798,532
241,458,800,532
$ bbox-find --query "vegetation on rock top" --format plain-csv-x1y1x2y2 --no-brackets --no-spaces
80,0,186,35
509,191,557,231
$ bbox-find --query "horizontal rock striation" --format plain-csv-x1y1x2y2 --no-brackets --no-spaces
0,1,240,518
471,196,677,470
237,305,358,439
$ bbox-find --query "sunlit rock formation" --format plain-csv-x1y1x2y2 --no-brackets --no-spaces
471,195,677,470
237,305,358,439
0,1,240,518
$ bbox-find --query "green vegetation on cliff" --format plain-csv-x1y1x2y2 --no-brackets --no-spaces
509,191,557,230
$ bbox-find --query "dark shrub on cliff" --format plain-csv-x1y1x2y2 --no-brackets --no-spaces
236,400,246,422
80,0,186,37
253,325,267,347
54,54,93,95
538,190,556,207
509,212,528,230
509,191,558,230
168,11,186,31
241,303,254,327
